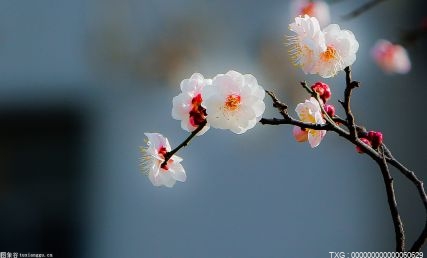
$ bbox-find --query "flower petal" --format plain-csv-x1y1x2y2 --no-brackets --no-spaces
144,133,171,151
157,171,176,188
169,162,186,182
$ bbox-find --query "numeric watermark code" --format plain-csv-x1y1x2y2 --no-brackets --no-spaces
329,252,423,258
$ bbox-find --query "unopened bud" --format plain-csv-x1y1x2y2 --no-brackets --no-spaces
324,104,335,117
311,82,331,102
356,138,371,154
367,131,383,149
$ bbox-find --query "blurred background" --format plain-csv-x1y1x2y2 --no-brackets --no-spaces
0,0,426,257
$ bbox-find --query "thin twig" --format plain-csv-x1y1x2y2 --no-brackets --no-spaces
377,146,405,251
162,120,207,166
300,81,313,95
300,81,336,126
261,89,332,131
334,119,427,251
383,144,427,251
260,117,332,130
265,90,288,118
341,66,359,139
342,0,388,20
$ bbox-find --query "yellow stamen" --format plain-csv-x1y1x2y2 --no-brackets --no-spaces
224,94,241,111
321,46,338,62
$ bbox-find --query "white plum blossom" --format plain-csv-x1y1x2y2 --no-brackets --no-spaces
316,24,359,78
288,15,326,74
202,70,266,134
140,133,186,187
295,97,326,148
291,0,330,27
172,73,211,135
371,40,411,74
288,15,359,78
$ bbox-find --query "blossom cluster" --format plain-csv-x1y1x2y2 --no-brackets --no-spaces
141,71,266,187
139,12,398,188
172,71,266,135
288,15,359,78
356,131,384,153
293,82,334,148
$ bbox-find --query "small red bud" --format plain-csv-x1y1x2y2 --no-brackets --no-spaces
324,104,335,117
311,82,324,95
322,88,331,103
356,138,371,154
367,131,383,149
311,82,331,102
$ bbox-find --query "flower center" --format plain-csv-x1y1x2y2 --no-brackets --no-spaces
158,146,168,157
189,94,207,127
158,146,170,171
382,45,397,63
300,3,315,16
191,93,203,107
301,112,316,124
224,94,241,111
321,46,338,62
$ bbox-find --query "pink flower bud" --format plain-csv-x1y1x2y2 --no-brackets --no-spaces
323,104,335,117
311,82,325,95
311,82,331,102
367,131,383,149
356,138,372,154
293,126,308,142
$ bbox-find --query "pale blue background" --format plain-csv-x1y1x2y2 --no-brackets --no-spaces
0,0,426,257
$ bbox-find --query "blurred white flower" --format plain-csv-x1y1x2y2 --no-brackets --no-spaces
140,133,186,187
288,15,326,74
295,97,326,148
371,40,411,74
291,0,330,27
202,70,266,134
172,73,211,135
316,24,359,78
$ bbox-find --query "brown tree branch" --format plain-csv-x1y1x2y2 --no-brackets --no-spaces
340,66,359,139
265,90,288,118
333,119,427,251
162,120,207,166
377,146,405,251
334,119,427,251
260,117,332,130
383,144,427,251
260,69,422,251
342,0,388,20
260,89,333,131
